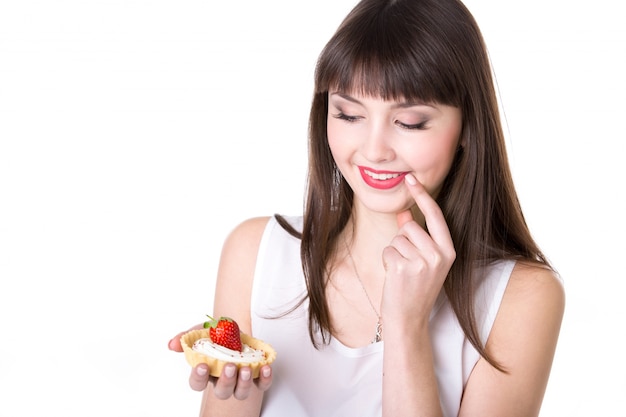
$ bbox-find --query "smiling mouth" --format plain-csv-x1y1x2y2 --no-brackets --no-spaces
362,169,401,180
359,166,407,190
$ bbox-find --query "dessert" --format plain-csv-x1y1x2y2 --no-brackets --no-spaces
181,315,276,378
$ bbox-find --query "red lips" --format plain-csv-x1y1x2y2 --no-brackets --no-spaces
358,166,407,190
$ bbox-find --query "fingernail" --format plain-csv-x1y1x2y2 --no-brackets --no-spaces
167,339,174,349
405,174,417,185
240,369,251,381
224,365,236,378
262,367,271,378
196,366,207,376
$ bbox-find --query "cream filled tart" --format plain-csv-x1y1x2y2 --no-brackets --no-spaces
181,316,276,378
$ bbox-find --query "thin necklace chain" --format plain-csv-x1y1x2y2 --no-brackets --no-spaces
345,244,383,343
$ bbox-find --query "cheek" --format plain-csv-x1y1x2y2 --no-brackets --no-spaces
326,119,350,161
409,132,460,190
410,140,457,170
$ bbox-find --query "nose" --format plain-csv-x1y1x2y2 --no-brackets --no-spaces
361,123,395,163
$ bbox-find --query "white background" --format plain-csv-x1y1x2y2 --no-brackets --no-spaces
0,0,624,416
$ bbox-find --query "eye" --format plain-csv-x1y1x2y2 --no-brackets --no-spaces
396,120,428,130
332,112,361,123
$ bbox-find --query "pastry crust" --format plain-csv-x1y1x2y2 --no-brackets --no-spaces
181,329,277,378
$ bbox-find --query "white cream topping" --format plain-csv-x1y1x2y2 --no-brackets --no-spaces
192,338,265,363
363,169,400,180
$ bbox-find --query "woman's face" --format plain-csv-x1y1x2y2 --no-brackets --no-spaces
327,91,462,215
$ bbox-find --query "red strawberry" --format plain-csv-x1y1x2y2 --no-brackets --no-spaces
203,315,242,351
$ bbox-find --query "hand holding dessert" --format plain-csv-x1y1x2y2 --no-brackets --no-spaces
168,316,275,398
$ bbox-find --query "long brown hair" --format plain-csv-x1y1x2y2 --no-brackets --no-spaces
280,0,551,370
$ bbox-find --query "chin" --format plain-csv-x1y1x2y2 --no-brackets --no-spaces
358,196,414,215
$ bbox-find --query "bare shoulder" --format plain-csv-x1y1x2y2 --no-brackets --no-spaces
460,262,565,416
492,260,565,354
219,215,272,276
506,261,565,309
222,216,272,252
212,216,272,334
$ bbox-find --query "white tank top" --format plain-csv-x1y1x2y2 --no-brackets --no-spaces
251,216,514,417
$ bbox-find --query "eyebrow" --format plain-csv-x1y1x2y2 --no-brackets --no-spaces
329,92,431,110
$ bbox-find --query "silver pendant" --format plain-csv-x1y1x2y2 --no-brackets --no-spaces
372,321,382,343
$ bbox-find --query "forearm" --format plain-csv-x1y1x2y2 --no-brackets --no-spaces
382,322,443,417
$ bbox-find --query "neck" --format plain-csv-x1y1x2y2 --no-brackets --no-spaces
339,210,395,276
348,203,423,250
350,217,393,256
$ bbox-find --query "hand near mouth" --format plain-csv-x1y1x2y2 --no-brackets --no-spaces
382,173,456,324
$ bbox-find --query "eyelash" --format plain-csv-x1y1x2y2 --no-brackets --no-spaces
333,112,360,123
332,112,428,130
397,121,428,130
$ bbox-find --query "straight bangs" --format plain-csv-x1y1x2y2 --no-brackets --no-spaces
314,2,466,107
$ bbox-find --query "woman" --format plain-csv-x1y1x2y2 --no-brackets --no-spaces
169,0,565,415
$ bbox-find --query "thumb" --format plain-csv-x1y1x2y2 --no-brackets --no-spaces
168,323,204,352
396,209,413,228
